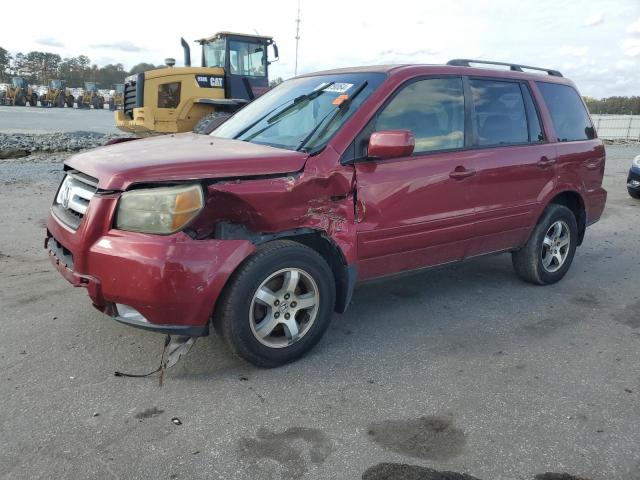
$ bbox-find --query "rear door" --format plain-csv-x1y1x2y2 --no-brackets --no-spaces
535,82,605,224
465,78,558,256
352,76,477,280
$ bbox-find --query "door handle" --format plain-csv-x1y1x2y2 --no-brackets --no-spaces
537,156,556,168
449,167,476,180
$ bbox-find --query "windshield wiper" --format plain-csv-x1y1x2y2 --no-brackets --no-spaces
234,82,335,140
297,81,368,153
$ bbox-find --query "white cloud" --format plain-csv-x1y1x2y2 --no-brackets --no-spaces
36,37,64,48
558,45,589,57
627,17,640,34
584,13,604,27
1,0,638,97
622,38,640,57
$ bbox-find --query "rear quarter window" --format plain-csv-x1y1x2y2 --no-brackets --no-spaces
536,82,594,142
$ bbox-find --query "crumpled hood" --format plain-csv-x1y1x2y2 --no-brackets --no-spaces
65,133,309,190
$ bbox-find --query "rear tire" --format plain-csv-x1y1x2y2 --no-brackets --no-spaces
214,240,336,367
193,111,231,135
512,203,578,285
55,93,64,108
66,95,74,107
629,188,640,199
15,94,26,106
29,94,37,106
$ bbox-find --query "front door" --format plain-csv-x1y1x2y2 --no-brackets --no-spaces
353,76,476,280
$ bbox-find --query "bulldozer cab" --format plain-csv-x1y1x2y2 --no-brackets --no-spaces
49,79,65,90
199,32,277,101
11,77,26,88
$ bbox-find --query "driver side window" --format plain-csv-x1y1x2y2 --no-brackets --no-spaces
375,77,465,154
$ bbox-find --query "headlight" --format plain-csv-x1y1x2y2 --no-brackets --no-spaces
633,155,640,169
115,184,204,234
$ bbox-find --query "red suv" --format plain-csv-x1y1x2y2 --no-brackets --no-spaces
46,60,606,367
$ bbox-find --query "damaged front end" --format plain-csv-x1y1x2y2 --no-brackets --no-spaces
189,145,359,313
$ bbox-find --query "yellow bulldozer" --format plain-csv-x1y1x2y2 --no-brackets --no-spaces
39,79,74,107
76,82,105,109
0,77,38,106
108,83,124,110
115,31,278,136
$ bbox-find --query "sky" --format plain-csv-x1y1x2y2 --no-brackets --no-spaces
2,0,639,98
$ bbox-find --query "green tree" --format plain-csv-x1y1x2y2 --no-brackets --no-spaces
128,63,159,75
24,51,61,83
0,47,11,82
269,77,284,88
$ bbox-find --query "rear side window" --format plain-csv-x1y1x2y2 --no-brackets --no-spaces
536,82,594,142
375,77,465,153
470,79,528,146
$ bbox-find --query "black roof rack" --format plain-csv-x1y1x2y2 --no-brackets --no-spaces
446,59,563,77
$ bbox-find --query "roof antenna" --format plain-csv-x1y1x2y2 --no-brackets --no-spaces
294,0,301,76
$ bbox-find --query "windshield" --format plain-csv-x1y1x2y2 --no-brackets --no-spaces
115,84,124,92
85,82,97,91
50,80,62,89
204,38,226,68
12,78,24,87
213,72,386,153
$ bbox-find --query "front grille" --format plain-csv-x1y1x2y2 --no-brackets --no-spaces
123,81,137,119
52,171,98,230
123,73,144,119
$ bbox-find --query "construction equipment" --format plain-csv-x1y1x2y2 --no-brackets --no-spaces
39,79,74,107
115,31,278,136
108,84,124,110
0,77,38,106
77,82,105,109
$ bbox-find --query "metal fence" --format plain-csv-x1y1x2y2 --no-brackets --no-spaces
591,115,640,143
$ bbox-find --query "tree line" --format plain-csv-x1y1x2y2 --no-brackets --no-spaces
584,96,640,115
0,47,162,88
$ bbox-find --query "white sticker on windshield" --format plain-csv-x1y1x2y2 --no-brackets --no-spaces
325,83,354,93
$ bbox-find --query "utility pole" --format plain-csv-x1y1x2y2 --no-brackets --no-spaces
294,0,301,76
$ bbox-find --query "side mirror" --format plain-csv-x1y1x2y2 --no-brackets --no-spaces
368,130,415,159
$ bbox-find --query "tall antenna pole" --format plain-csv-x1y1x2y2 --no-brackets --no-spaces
294,0,301,76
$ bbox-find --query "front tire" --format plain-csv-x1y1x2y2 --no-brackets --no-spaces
629,188,640,199
214,240,336,367
512,204,578,285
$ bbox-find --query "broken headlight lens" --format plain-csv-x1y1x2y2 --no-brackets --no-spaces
115,184,204,234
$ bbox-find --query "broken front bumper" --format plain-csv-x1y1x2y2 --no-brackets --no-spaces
46,209,256,336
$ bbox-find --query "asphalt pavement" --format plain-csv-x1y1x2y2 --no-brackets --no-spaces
0,105,119,134
0,134,639,479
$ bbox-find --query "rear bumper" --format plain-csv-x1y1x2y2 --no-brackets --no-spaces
584,186,607,226
46,212,256,336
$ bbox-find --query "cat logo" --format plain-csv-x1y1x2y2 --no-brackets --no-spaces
195,75,224,89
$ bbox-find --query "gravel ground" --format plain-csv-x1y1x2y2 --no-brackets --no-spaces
0,143,639,480
0,132,129,154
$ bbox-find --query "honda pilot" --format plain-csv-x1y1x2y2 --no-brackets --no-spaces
46,60,607,367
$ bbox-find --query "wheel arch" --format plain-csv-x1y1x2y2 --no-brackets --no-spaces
546,190,587,245
214,224,356,314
